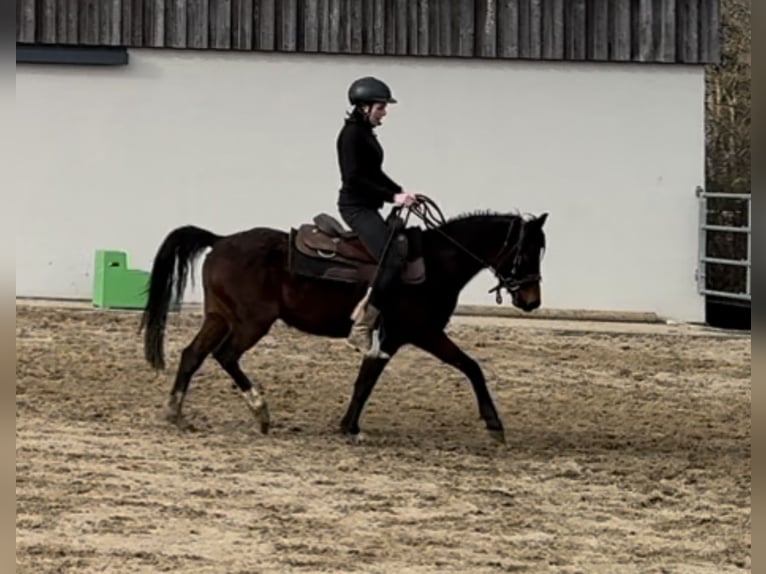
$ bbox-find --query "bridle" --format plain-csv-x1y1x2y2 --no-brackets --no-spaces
399,195,543,305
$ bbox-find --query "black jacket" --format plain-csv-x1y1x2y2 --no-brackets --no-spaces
336,114,402,210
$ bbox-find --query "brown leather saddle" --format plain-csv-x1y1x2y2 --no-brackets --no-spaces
294,214,377,264
288,213,426,285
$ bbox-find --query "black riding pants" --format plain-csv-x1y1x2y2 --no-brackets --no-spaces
338,205,407,309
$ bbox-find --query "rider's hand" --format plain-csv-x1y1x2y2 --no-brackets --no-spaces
394,192,420,207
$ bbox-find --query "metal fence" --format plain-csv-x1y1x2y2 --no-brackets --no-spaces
696,187,751,303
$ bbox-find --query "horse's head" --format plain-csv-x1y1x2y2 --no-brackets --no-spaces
491,212,548,312
413,200,549,312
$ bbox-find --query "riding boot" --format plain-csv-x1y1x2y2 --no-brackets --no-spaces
346,301,380,350
347,290,390,359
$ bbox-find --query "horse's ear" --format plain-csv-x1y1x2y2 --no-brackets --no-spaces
536,212,548,227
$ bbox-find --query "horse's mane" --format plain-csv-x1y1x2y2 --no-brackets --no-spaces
428,207,545,252
441,208,534,226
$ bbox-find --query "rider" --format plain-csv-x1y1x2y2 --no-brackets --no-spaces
336,76,419,355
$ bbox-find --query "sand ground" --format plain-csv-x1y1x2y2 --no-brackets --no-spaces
16,302,751,573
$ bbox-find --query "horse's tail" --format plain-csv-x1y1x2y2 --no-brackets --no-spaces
139,225,222,371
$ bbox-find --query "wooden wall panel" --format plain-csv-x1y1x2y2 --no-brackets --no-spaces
15,0,722,64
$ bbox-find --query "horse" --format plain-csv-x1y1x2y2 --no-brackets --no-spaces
138,198,548,443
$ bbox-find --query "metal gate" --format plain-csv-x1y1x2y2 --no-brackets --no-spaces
696,187,751,303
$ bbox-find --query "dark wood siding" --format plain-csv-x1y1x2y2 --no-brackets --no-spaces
15,0,721,64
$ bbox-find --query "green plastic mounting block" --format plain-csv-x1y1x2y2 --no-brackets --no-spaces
92,250,150,310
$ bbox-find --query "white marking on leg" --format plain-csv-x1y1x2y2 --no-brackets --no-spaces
242,387,271,433
242,388,264,413
365,329,390,360
347,432,365,445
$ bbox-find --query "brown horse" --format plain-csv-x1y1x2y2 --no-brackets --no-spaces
138,200,548,443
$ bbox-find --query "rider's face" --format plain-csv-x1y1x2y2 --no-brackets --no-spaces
366,103,388,126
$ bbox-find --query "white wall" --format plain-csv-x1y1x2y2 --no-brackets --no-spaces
14,49,706,322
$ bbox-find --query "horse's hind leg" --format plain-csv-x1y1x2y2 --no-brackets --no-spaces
213,321,274,434
167,313,229,423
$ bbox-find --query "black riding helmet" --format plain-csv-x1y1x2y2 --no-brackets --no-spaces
348,76,397,105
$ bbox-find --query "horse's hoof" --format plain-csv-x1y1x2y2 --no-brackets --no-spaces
168,414,185,428
488,428,506,444
257,405,271,435
166,393,185,423
165,404,182,425
346,432,365,445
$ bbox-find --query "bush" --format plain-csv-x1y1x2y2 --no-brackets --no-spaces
703,0,751,297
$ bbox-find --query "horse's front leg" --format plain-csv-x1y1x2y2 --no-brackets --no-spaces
339,350,395,443
413,330,505,442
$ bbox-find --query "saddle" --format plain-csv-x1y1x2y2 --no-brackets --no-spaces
288,213,426,285
295,214,378,264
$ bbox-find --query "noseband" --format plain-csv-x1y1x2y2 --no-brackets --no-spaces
403,196,543,305
487,218,542,303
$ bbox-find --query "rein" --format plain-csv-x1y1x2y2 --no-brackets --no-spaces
400,195,539,304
